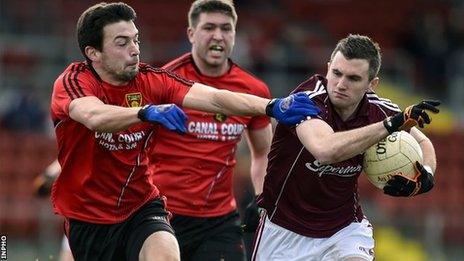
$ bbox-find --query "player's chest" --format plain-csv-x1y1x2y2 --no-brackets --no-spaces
184,109,250,142
98,84,147,108
302,152,364,179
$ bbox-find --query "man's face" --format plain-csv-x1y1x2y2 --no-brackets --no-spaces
98,20,140,83
326,51,376,111
188,12,235,67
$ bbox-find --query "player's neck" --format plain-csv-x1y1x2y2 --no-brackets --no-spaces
93,64,129,86
334,103,360,122
192,53,229,77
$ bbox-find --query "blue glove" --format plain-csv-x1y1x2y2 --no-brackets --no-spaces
266,92,320,125
138,104,187,133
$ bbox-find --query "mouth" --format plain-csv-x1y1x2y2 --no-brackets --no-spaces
127,61,139,67
334,91,348,98
209,45,224,54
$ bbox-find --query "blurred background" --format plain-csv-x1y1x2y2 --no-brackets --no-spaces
0,0,463,260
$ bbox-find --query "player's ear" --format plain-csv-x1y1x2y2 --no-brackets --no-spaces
187,27,195,44
368,77,380,91
85,46,100,63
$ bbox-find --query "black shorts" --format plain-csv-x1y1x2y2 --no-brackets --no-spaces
67,197,174,261
171,210,245,261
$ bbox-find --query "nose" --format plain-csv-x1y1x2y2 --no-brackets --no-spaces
212,28,223,41
336,77,347,90
129,41,140,57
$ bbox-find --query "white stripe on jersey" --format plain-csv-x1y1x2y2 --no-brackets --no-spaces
368,100,401,112
366,93,401,112
269,146,306,220
303,80,327,99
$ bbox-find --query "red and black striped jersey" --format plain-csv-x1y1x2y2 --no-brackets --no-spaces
50,61,193,224
150,53,271,217
259,74,401,237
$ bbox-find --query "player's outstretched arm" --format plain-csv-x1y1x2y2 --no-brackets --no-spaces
296,100,440,165
182,83,320,125
69,96,187,133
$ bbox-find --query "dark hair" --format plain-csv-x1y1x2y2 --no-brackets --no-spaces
77,2,136,61
188,0,237,28
330,34,382,81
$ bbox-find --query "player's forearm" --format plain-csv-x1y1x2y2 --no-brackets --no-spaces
410,128,437,173
184,83,268,116
246,126,272,195
84,106,141,132
419,139,437,173
214,90,268,116
298,121,389,165
250,155,268,195
69,97,141,132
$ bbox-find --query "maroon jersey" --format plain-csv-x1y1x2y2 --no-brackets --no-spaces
50,62,193,224
259,75,401,237
150,53,271,217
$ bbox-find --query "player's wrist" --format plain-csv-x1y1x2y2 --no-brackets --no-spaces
422,165,434,177
137,104,153,122
383,115,402,134
265,99,277,117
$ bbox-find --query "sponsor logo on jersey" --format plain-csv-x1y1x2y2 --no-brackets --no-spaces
214,113,227,122
187,121,245,141
125,92,142,107
305,160,362,177
95,130,146,151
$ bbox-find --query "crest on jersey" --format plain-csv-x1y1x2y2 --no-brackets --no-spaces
125,93,142,107
214,113,227,122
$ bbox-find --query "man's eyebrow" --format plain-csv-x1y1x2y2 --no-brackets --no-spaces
202,22,232,26
347,74,362,80
332,68,362,79
114,33,139,41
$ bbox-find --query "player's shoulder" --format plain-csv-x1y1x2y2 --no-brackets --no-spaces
365,90,401,116
293,74,328,101
138,62,172,78
139,62,194,85
162,53,193,72
55,61,99,87
59,62,92,77
232,62,267,86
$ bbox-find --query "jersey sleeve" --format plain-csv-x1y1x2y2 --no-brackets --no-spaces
144,67,194,106
248,81,272,130
365,91,402,121
292,74,326,118
50,65,99,123
283,75,327,135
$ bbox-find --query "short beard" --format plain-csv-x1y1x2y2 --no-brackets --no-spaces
116,68,138,82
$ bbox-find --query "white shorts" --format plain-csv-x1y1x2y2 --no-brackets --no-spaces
252,215,374,261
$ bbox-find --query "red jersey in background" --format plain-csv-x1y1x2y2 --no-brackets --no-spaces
150,53,271,217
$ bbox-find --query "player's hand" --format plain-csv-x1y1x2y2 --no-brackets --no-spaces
241,199,262,233
383,162,435,197
266,93,320,125
138,104,187,133
33,173,55,197
383,100,440,134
